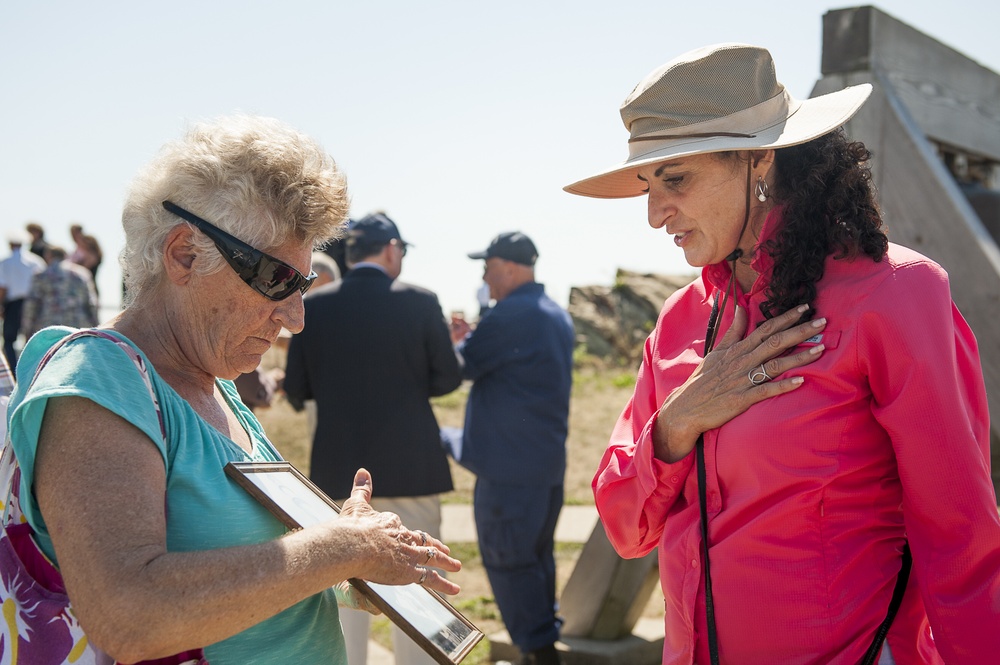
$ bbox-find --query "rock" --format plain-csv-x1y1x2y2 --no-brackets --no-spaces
568,269,695,366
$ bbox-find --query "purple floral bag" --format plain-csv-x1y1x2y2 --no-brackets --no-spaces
0,331,207,665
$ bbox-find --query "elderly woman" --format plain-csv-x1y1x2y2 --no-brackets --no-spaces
6,115,460,664
566,44,999,664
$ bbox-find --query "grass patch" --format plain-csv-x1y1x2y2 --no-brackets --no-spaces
370,615,393,651
612,372,636,389
448,541,482,563
454,595,501,622
554,541,585,557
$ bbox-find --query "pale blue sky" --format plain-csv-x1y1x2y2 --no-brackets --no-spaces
2,1,997,317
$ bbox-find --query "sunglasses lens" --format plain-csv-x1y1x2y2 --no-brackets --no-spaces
253,260,303,300
249,262,317,300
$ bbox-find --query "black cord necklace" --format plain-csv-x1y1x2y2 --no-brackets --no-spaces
696,160,754,665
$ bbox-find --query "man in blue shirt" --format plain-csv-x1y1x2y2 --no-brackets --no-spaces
449,232,574,665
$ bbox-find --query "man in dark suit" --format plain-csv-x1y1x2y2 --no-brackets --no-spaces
283,212,462,665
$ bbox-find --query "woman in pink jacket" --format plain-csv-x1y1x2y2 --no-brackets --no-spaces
565,43,999,664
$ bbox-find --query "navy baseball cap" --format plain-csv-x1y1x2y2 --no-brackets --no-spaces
467,231,538,266
347,212,410,247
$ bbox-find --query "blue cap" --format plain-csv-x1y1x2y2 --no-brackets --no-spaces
347,212,409,247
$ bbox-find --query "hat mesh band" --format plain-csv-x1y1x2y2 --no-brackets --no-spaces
626,91,795,160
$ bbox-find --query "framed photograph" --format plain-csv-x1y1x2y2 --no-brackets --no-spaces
224,461,484,665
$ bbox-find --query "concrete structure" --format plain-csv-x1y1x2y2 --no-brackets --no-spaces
814,5,1000,493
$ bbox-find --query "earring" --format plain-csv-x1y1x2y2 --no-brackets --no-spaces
755,176,769,202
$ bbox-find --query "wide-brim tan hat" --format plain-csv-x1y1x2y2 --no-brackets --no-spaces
564,43,872,199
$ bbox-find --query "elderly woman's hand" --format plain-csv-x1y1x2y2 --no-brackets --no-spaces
338,469,462,596
653,303,827,463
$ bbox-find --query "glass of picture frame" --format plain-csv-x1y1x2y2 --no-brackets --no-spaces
224,461,483,665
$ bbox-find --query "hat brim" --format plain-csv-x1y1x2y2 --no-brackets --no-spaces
564,83,872,199
467,250,489,260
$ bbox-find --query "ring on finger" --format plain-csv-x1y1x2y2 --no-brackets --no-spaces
425,547,435,564
748,364,773,386
418,568,428,585
418,530,427,546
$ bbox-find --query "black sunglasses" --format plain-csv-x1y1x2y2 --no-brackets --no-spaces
162,201,317,301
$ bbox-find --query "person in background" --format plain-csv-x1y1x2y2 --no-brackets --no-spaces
294,250,342,436
5,115,461,665
566,43,999,664
310,250,341,288
321,233,349,279
475,280,492,318
68,223,103,295
0,230,46,372
21,245,99,339
284,212,463,665
448,231,575,665
25,222,50,260
232,366,284,413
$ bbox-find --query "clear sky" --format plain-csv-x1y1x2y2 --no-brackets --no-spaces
2,1,997,318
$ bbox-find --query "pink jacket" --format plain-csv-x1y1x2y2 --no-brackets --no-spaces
594,238,999,664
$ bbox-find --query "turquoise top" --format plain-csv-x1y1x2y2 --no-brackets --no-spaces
7,327,346,665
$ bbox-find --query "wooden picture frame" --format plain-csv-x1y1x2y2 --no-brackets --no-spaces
224,461,483,665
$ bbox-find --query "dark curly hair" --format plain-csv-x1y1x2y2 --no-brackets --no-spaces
760,128,888,322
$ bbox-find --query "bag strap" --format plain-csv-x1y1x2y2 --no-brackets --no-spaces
2,330,166,525
696,297,910,665
30,330,165,440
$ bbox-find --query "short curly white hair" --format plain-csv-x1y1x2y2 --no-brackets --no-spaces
120,114,349,303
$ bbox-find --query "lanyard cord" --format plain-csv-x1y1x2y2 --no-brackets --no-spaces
697,297,722,665
704,160,753,353
697,160,754,665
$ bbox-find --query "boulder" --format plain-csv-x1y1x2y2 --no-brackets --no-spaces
568,269,694,366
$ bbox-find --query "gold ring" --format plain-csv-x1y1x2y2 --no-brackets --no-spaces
419,530,427,546
425,547,435,563
418,568,428,585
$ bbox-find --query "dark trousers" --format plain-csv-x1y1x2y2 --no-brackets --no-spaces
2,298,24,373
474,478,564,653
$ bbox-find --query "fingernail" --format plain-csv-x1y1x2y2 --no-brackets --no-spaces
811,317,827,328
797,304,809,313
791,376,804,385
809,343,825,355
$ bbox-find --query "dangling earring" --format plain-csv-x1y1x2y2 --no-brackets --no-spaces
755,176,769,202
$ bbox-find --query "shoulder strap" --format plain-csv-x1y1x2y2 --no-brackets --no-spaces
29,330,165,441
2,330,166,524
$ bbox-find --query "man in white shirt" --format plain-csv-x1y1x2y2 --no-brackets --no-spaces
0,230,46,372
